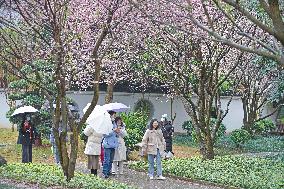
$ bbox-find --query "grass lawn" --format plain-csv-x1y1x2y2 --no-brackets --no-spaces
130,155,284,189
174,133,284,156
0,128,200,163
0,128,87,164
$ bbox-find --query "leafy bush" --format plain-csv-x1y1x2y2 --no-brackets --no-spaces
120,112,148,151
80,123,88,144
230,129,251,148
133,99,154,120
181,121,192,135
252,119,276,135
0,163,134,189
242,136,284,152
182,118,226,143
130,156,284,189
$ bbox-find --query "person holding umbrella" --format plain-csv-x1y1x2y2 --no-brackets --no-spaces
83,123,103,176
17,114,38,163
102,110,119,178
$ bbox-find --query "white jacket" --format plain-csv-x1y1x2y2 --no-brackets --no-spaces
113,125,127,161
83,125,103,155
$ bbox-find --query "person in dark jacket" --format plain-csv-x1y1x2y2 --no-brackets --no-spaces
17,115,38,163
160,114,174,154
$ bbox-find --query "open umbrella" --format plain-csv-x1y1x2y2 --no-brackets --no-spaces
52,103,79,112
102,102,130,112
11,106,38,116
83,104,113,134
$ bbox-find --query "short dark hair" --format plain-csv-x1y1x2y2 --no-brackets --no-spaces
149,118,160,130
108,110,116,116
114,116,122,124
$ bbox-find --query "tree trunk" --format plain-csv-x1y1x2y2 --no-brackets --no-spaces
204,133,214,159
105,82,114,103
241,92,259,134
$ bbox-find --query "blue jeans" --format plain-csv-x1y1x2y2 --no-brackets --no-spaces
52,143,60,164
102,148,115,176
148,149,162,177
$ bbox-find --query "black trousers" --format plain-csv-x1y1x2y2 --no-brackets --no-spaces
22,144,32,163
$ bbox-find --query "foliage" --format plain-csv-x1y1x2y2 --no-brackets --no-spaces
252,119,276,135
129,156,284,189
133,99,154,120
182,118,226,144
175,132,284,155
173,134,197,147
242,136,284,153
120,112,148,151
6,60,55,139
5,108,23,126
79,123,88,144
0,163,134,189
230,129,251,148
181,121,192,136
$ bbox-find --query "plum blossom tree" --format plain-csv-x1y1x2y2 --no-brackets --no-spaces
186,0,284,68
124,2,243,158
237,57,283,133
0,0,133,180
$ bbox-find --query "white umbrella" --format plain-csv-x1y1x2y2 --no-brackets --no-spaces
83,104,113,134
52,103,78,111
102,102,130,112
11,106,38,116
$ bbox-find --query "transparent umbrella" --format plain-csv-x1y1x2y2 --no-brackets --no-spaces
102,102,130,112
83,104,113,134
11,106,38,117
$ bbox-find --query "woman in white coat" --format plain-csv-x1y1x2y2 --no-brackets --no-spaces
112,116,127,174
83,124,103,176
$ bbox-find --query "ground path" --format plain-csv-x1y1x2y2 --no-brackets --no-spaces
76,162,225,189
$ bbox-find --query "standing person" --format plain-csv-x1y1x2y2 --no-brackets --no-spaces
160,114,174,156
50,127,60,165
102,111,119,178
100,111,116,167
141,119,166,180
112,117,127,174
17,115,37,163
83,124,103,176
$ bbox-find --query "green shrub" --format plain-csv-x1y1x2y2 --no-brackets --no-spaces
252,119,276,135
182,118,226,143
181,120,192,135
133,99,154,120
173,134,196,147
121,112,148,151
230,129,251,148
80,123,88,144
0,163,134,189
242,136,284,152
130,156,284,189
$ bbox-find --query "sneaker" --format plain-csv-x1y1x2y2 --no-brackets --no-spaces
149,176,154,180
102,174,109,179
157,175,166,180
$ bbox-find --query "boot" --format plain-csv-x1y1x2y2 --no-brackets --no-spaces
91,169,97,176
